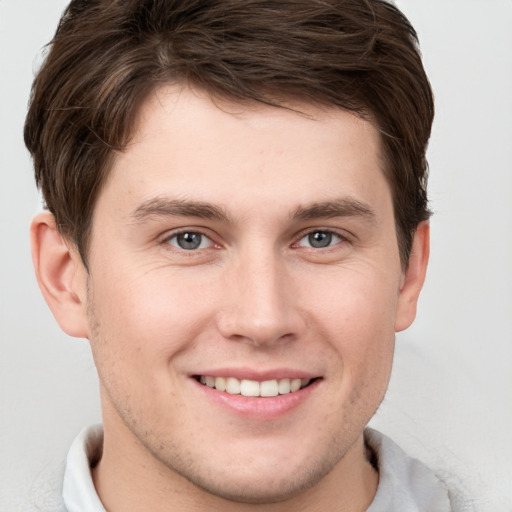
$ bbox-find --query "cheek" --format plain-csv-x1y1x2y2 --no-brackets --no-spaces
89,275,204,352
306,266,400,343
85,273,197,422
302,267,398,394
86,264,190,374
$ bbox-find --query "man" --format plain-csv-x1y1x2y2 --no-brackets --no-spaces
24,0,453,510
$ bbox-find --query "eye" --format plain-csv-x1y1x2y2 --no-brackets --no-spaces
166,231,213,251
298,230,343,249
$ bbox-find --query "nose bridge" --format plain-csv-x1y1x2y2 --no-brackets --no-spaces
217,244,302,346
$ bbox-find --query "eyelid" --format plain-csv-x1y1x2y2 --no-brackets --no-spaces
160,227,219,250
293,227,351,248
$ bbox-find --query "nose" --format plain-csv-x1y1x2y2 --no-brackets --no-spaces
216,248,306,347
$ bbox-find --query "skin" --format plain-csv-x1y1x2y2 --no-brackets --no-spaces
31,85,429,511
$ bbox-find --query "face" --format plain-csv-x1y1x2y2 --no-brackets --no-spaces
74,86,421,504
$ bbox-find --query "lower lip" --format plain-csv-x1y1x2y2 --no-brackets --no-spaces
192,378,320,419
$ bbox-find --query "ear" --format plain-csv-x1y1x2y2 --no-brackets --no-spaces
30,211,89,338
395,221,430,332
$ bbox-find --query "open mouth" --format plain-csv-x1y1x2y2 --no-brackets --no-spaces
195,375,317,397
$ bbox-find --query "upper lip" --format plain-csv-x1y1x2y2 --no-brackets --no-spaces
191,367,320,381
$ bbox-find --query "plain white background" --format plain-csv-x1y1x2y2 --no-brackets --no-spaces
1,1,511,510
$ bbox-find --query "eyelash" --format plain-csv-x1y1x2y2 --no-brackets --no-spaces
162,229,216,252
294,228,349,250
161,227,349,253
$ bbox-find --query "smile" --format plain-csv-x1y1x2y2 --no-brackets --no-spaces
198,376,313,397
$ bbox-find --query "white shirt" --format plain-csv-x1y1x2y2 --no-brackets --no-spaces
61,425,455,511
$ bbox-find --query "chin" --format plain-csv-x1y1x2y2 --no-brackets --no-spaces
186,470,323,505
171,446,340,506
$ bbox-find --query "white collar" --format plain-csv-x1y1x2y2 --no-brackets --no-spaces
62,424,106,512
365,428,452,511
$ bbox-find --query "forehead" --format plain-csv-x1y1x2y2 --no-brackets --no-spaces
131,86,382,157
100,84,389,220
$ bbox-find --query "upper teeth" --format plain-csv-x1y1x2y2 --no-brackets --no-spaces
199,376,311,397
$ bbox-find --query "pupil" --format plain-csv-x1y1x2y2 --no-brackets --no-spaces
309,231,331,248
177,232,201,250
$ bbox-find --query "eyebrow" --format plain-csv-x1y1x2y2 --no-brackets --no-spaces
291,198,376,223
130,196,376,225
131,197,231,223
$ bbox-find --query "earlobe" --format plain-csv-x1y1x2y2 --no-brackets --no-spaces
30,211,89,338
394,221,430,332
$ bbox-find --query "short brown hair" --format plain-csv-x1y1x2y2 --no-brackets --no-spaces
25,0,433,266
